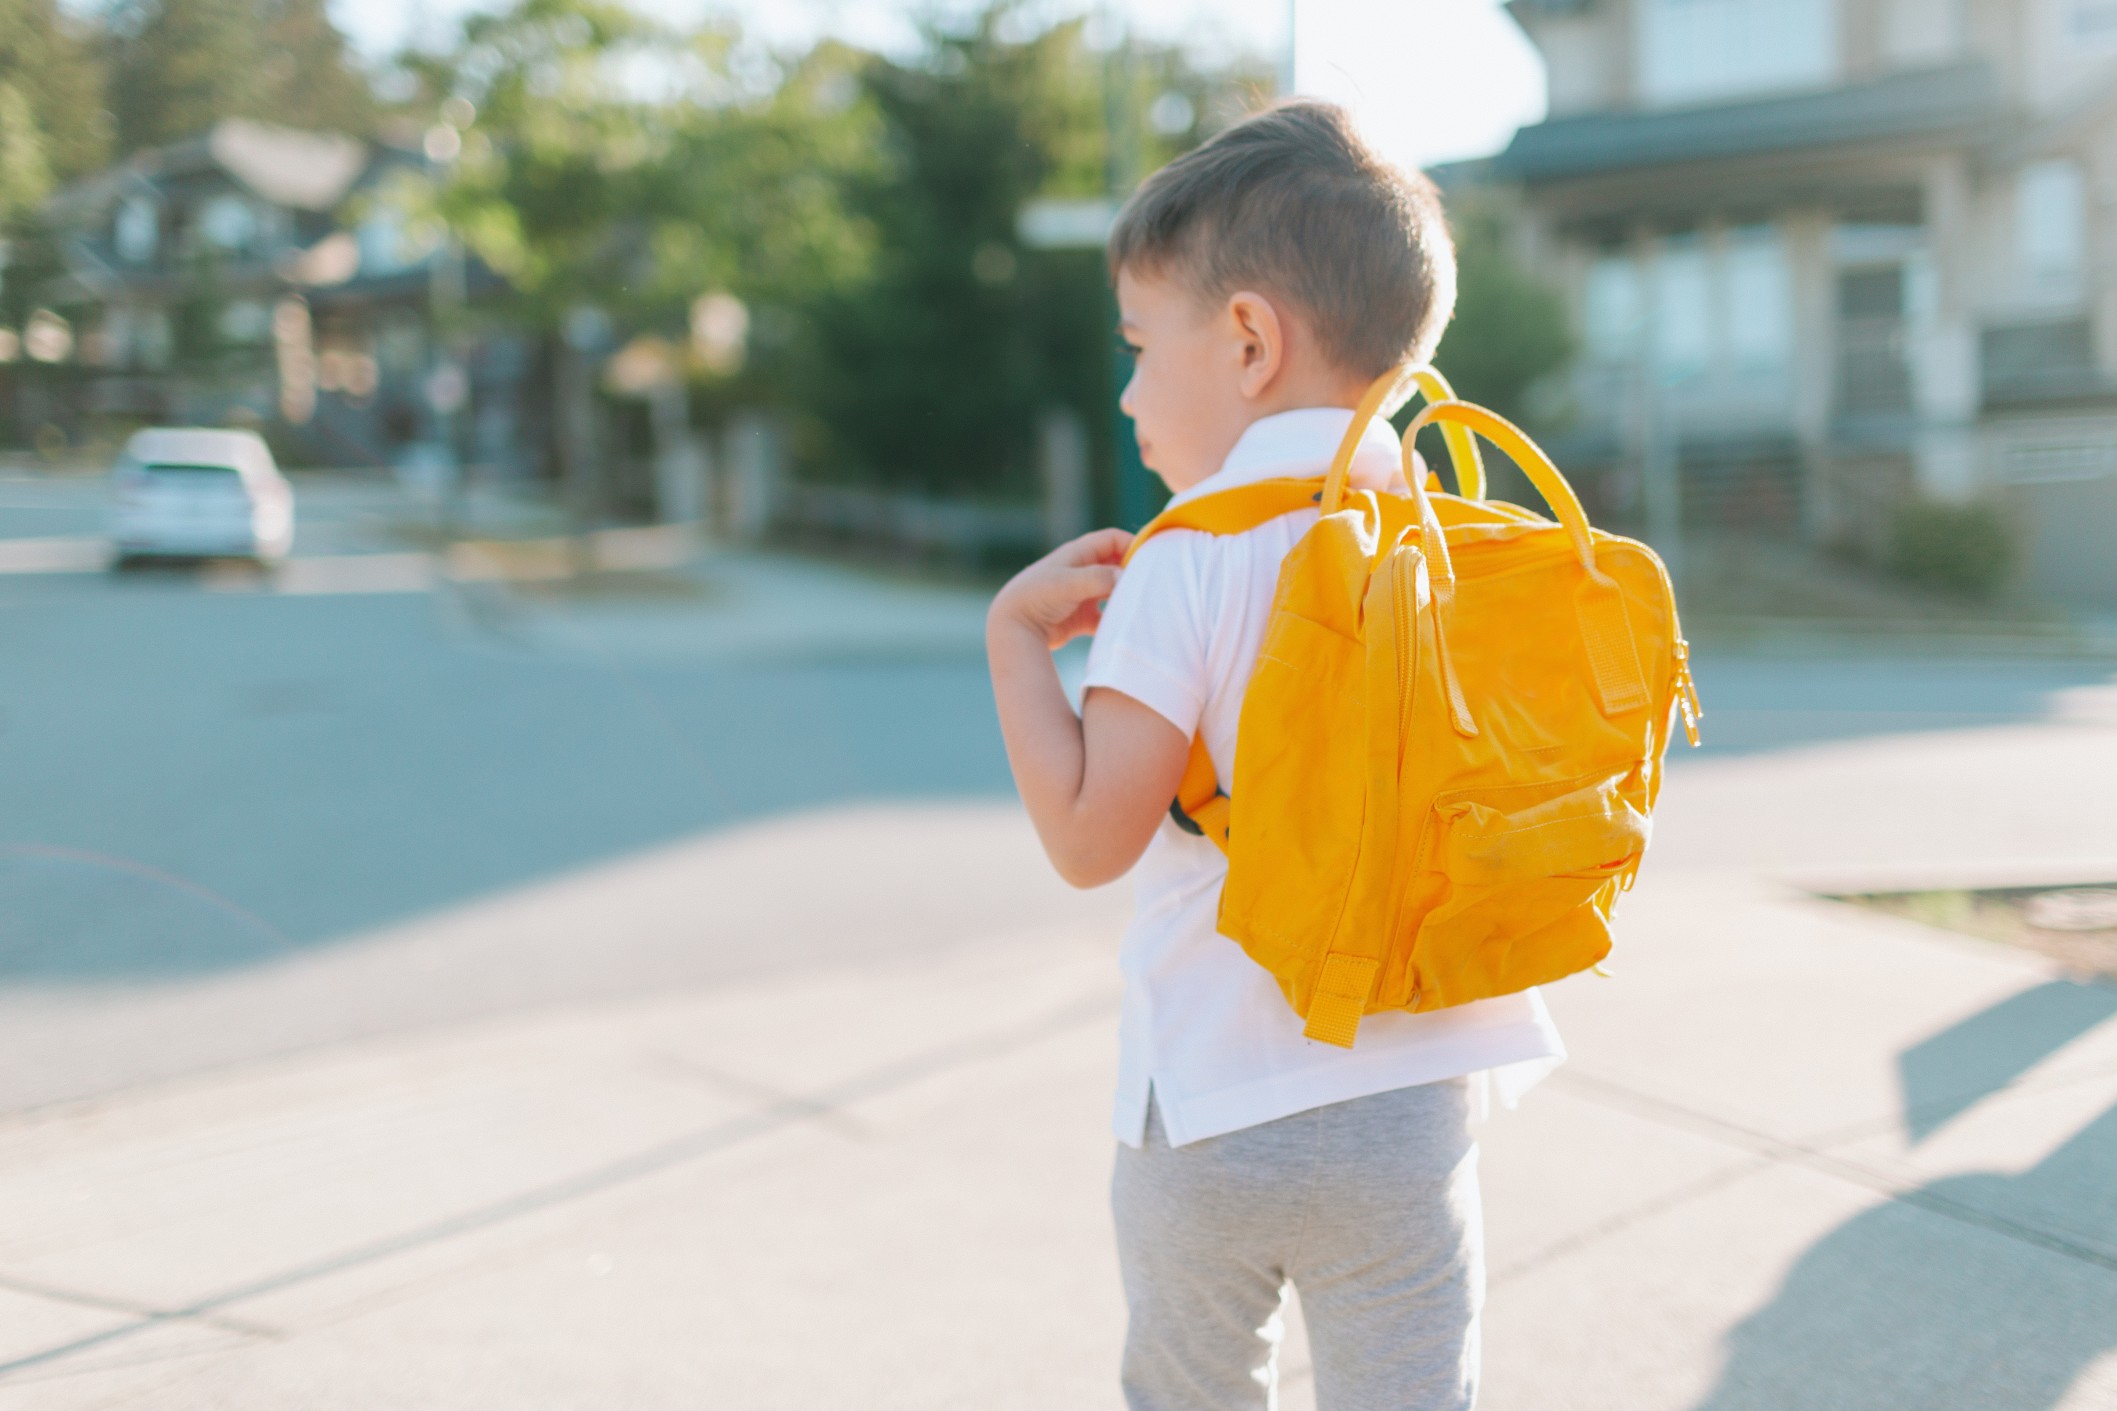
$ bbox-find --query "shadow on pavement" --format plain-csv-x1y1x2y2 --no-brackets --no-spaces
0,579,1015,984
1,575,2110,988
1693,981,2117,1411
1898,980,2117,1141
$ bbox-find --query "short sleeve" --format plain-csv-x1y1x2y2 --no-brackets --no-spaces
1082,532,1209,738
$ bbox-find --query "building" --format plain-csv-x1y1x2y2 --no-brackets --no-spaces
1497,0,2117,603
21,119,529,474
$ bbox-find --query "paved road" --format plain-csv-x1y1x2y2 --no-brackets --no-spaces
0,473,1047,1112
2,468,2113,1114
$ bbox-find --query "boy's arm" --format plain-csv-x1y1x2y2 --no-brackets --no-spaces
986,529,1190,889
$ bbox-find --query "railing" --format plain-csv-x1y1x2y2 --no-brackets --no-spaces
1568,361,1798,439
1836,317,1913,416
1981,317,2104,408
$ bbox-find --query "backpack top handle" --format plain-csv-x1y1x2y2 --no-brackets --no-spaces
1320,364,1488,516
1400,399,1607,587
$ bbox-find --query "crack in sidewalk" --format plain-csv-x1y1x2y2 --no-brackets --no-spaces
1547,1067,2117,1278
643,1050,875,1141
0,1271,280,1340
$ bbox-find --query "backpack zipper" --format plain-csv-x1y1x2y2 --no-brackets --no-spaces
1671,640,1703,747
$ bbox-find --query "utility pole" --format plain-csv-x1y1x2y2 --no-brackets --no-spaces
427,111,472,540
1283,0,1298,96
1640,366,1684,587
1101,8,1156,532
1632,228,1683,588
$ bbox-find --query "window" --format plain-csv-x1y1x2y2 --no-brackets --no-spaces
1653,234,1713,377
2018,159,2086,297
1724,226,1792,369
358,210,440,276
358,211,406,275
114,196,158,264
1598,227,1794,379
197,195,256,252
1583,254,1644,361
1637,0,1836,107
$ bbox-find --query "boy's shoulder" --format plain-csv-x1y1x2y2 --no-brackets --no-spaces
1109,505,1315,638
1125,501,1317,582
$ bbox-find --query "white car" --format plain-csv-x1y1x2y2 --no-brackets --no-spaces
110,428,294,564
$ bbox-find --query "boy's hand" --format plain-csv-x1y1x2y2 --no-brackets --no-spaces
987,527,1133,651
984,523,1184,888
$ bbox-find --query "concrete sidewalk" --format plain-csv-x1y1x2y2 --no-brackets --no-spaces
4,713,2117,1407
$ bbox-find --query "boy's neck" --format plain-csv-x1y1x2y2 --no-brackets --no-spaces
1171,398,1372,497
1198,377,1373,481
1249,365,1372,422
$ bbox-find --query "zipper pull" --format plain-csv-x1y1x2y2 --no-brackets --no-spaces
1672,640,1703,747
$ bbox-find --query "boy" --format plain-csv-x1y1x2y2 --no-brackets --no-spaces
985,102,1563,1409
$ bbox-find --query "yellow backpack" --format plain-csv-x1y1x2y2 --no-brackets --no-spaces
1121,365,1702,1048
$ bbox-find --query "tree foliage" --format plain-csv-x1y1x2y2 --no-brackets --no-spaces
102,0,374,154
0,0,109,219
415,0,874,336
1429,191,1573,427
7,0,1571,525
1407,189,1575,503
797,6,1263,502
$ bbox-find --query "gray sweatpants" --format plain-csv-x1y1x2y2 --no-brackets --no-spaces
1111,1080,1482,1411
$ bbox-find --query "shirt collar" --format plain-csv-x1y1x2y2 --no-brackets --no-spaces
1168,407,1404,507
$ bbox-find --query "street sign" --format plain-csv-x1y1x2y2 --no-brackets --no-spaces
1017,198,1118,251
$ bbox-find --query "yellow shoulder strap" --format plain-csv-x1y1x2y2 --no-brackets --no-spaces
1120,478,1324,567
1117,477,1324,854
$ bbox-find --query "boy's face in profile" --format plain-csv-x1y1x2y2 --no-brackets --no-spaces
1115,266,1261,495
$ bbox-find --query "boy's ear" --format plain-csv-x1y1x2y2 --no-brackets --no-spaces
1225,290,1284,402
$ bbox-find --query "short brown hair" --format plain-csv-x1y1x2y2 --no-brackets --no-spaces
1107,100,1455,378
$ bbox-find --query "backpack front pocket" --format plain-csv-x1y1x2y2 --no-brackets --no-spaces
1395,768,1649,1009
1438,771,1649,885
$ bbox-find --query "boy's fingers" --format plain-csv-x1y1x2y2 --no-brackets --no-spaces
1061,527,1133,565
1067,564,1120,600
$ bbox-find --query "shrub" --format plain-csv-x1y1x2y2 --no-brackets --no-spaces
1887,498,2019,599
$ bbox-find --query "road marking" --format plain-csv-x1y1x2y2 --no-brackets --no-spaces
0,538,107,574
267,554,437,595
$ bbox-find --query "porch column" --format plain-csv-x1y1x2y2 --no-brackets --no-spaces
1784,209,1834,540
1913,155,1981,501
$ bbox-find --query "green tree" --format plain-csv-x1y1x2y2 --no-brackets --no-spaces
800,12,1099,501
797,5,1257,506
1409,190,1574,500
257,0,376,136
1426,191,1573,427
420,0,872,332
104,0,373,153
0,76,48,222
0,0,109,217
406,0,877,508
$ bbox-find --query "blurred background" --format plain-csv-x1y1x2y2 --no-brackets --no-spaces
5,0,2111,614
2,3,2115,1409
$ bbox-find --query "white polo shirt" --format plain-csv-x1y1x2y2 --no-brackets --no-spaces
1083,407,1566,1149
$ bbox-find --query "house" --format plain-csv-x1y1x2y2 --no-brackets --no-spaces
1495,0,2117,603
21,118,529,474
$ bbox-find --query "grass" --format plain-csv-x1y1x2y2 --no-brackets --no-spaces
1835,885,2117,981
